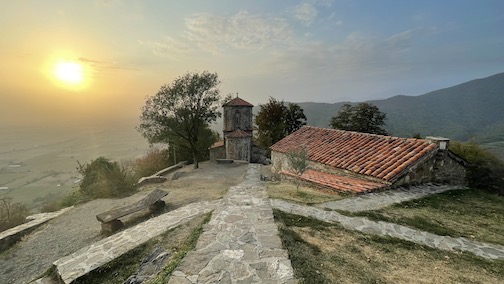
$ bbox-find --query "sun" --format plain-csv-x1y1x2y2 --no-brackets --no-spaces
53,60,84,85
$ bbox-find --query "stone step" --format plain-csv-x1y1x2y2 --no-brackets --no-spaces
53,200,221,284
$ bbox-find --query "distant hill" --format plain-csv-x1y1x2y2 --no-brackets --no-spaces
296,72,504,143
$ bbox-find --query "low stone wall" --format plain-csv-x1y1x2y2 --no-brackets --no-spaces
137,161,188,186
0,207,73,252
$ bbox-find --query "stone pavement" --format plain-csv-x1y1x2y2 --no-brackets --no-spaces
0,206,73,251
53,200,221,284
169,164,296,284
319,184,465,212
272,199,504,260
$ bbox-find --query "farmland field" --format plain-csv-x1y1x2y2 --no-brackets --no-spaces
0,124,149,209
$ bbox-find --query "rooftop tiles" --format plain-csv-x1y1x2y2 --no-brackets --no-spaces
226,129,252,138
281,169,388,193
271,126,438,182
223,97,253,107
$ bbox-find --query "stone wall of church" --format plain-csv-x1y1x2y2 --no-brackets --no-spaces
226,137,251,162
209,145,226,161
223,106,253,133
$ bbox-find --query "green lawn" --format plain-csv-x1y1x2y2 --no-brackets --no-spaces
274,210,504,284
343,188,504,246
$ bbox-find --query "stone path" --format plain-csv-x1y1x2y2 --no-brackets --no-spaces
319,184,465,212
169,164,296,284
272,199,504,260
53,200,221,284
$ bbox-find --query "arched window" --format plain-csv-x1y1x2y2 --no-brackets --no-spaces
234,110,240,128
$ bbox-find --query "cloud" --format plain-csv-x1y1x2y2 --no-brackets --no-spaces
94,0,121,8
78,57,137,72
264,29,427,83
138,37,192,59
143,11,294,57
184,11,293,53
292,3,318,26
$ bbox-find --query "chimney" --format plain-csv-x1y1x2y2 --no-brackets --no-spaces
426,136,450,151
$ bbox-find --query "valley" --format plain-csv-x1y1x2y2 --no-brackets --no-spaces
0,125,149,209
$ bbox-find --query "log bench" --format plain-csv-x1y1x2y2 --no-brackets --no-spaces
96,189,168,233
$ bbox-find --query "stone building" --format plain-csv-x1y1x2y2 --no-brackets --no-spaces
210,97,254,162
270,126,467,193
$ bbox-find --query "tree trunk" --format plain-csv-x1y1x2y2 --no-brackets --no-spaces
193,151,199,169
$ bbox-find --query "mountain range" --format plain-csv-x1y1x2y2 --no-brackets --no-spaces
297,72,504,143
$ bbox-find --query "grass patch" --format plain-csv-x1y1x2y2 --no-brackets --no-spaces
266,182,346,205
346,188,504,246
274,210,504,284
148,213,211,283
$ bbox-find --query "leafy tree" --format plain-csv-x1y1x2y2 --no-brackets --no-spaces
450,141,504,195
286,146,309,191
285,103,307,134
77,157,137,198
330,103,388,135
138,71,222,169
255,97,307,149
168,126,219,164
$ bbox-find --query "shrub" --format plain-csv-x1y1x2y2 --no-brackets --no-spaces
450,141,504,195
77,157,137,199
0,197,30,232
133,147,172,178
60,189,87,207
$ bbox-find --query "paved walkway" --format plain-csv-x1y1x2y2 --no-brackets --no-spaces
169,164,296,284
53,200,221,284
273,199,504,260
319,184,465,212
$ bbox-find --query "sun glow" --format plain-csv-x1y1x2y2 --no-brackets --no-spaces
53,60,84,85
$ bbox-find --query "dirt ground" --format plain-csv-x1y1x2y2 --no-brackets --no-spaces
0,161,248,284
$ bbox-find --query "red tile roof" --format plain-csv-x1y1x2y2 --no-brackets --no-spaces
226,129,252,138
210,140,224,148
281,169,388,193
271,126,438,182
223,97,254,107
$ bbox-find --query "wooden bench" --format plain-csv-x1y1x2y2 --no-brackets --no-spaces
96,189,168,233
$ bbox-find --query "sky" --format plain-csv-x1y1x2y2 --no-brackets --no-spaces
1,0,503,127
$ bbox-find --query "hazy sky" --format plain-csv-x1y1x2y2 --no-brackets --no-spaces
1,0,503,127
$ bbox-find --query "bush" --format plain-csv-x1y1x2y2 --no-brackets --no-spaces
77,157,137,199
61,189,87,207
450,141,504,195
133,147,172,178
0,197,30,232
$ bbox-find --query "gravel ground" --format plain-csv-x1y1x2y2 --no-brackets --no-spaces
0,161,248,284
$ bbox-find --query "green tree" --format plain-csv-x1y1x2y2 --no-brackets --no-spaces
286,146,308,192
255,97,307,149
330,103,388,135
77,157,137,198
285,103,307,134
138,71,222,169
169,126,219,164
450,141,504,195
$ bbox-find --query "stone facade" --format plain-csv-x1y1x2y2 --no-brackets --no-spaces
209,97,255,162
226,135,251,162
223,105,253,137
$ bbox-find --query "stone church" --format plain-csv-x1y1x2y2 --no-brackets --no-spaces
210,97,256,162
